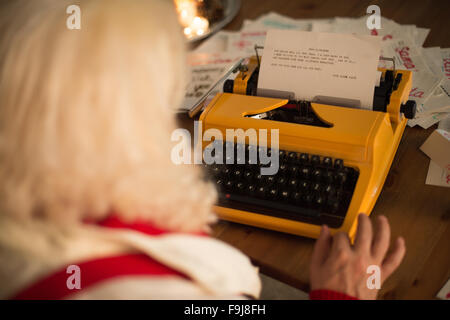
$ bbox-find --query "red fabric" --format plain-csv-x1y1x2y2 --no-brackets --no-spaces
11,215,200,300
12,254,188,300
309,289,358,300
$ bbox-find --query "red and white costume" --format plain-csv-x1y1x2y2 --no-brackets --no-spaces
0,215,261,299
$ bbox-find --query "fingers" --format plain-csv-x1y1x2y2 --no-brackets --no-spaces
311,225,332,267
354,213,372,253
328,231,351,263
371,215,391,260
381,237,406,281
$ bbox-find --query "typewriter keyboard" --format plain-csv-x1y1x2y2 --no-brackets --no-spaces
204,143,359,228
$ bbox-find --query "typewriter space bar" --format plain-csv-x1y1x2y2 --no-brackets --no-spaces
221,193,319,218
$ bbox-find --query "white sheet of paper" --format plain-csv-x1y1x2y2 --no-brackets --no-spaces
180,53,241,111
425,160,449,188
437,278,450,299
257,30,381,109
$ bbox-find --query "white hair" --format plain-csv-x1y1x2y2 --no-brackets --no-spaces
0,0,217,231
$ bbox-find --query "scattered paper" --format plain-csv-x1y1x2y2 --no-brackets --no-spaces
180,53,241,111
423,115,450,187
426,160,450,187
185,12,449,123
438,114,450,130
257,30,381,109
437,278,450,299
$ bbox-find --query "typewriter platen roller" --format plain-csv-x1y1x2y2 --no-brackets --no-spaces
199,55,416,240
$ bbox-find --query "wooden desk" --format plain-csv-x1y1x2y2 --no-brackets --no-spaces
186,0,450,299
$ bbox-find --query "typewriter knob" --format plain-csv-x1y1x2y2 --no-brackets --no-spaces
223,79,234,93
401,100,417,119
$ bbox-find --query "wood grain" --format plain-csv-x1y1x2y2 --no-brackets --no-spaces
188,0,450,299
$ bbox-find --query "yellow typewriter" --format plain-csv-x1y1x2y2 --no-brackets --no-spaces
194,54,416,240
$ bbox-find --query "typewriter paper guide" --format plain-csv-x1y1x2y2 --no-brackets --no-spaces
257,30,382,109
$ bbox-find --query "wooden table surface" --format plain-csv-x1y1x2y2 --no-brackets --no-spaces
188,0,450,299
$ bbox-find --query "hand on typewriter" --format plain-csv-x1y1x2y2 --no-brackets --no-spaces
309,214,406,300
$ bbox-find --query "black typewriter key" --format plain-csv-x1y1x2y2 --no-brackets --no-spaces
289,165,300,175
299,180,310,191
236,182,245,192
312,168,323,181
288,178,298,188
299,153,309,164
243,171,253,181
334,159,344,169
225,180,234,190
221,166,231,176
312,182,322,192
291,191,302,203
335,171,348,186
216,179,224,188
257,186,267,198
324,170,334,184
288,152,298,162
311,155,320,166
233,169,243,179
280,190,290,200
269,188,278,199
265,175,276,185
246,184,256,196
277,176,287,186
323,157,332,167
279,163,288,174
324,184,335,195
314,193,325,208
210,165,221,176
300,167,311,179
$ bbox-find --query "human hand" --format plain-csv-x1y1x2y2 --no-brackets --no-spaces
310,214,406,300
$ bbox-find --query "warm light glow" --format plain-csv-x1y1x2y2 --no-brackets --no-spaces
174,0,210,39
